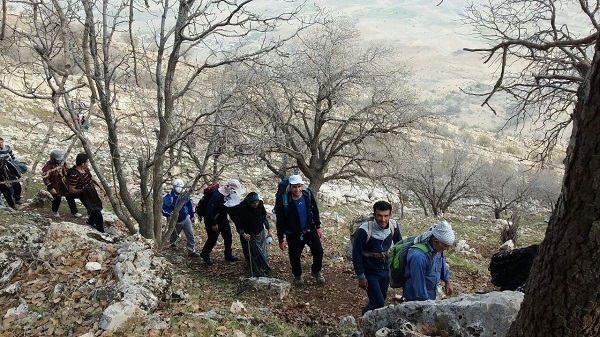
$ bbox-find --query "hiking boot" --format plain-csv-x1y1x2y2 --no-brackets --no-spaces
73,213,83,218
225,255,240,262
311,271,326,284
293,276,304,287
52,212,60,218
200,253,214,266
188,252,201,258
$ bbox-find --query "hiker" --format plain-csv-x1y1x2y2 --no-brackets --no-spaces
352,201,401,315
41,150,82,218
0,136,22,207
162,178,200,257
67,153,105,233
199,178,244,265
403,220,455,301
275,174,325,286
228,192,273,277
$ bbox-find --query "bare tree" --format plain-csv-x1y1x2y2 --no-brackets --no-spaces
397,143,481,217
464,0,600,334
474,159,534,219
529,167,562,212
234,18,425,194
462,0,595,161
0,0,308,246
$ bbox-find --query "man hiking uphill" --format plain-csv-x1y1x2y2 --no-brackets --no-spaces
352,200,401,315
404,220,455,301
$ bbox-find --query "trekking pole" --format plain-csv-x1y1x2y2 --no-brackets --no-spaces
246,235,253,278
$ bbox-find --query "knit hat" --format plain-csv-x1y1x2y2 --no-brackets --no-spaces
414,220,455,246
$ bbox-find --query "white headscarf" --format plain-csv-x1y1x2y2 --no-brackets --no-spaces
414,220,455,246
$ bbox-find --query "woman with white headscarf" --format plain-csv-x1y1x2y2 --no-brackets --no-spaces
199,179,245,265
403,220,455,301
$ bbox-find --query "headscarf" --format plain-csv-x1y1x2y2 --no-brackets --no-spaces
244,192,260,203
414,220,455,246
218,178,246,196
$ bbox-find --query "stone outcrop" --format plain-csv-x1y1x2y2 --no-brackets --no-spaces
237,277,291,300
360,291,524,337
100,233,173,330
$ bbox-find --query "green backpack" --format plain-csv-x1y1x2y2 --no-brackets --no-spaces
388,235,433,288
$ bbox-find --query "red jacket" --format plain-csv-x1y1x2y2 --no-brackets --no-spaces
41,160,69,196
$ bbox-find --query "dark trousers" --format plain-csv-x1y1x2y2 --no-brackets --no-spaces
0,182,21,208
52,194,79,214
88,211,104,233
201,221,233,258
362,269,390,315
286,229,324,278
76,192,104,233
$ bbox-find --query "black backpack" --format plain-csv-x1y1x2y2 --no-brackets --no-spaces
489,244,538,291
195,183,219,222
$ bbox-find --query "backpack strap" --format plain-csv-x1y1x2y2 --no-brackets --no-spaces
365,221,373,243
411,243,435,269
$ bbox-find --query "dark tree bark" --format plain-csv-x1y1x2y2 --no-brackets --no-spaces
507,36,600,337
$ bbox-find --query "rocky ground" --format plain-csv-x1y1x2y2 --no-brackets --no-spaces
0,181,546,337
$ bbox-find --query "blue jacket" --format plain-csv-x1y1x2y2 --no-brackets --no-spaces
403,242,450,301
275,190,321,241
162,190,194,222
352,220,401,279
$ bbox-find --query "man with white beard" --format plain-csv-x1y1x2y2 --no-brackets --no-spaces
199,179,244,265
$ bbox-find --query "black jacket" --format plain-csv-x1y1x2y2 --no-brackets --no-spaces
228,200,270,236
275,190,321,241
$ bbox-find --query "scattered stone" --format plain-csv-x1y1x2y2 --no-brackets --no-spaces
0,281,21,295
338,315,356,329
230,300,245,314
85,262,102,271
375,327,391,337
455,239,470,252
233,329,247,337
0,258,23,285
500,240,515,250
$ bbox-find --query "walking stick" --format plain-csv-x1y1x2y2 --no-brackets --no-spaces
246,235,253,278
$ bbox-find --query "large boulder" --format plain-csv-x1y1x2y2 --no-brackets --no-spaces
360,291,523,337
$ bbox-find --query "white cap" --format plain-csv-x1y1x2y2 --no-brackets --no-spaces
288,175,304,185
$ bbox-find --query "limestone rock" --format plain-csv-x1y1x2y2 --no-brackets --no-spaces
237,277,291,300
500,240,515,251
360,291,524,337
85,262,102,271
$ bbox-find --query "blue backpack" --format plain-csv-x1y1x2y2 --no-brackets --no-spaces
273,176,311,215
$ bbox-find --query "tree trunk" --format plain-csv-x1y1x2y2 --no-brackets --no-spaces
494,209,501,219
506,38,600,336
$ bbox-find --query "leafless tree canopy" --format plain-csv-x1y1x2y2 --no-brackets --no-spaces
0,0,310,244
234,18,425,194
463,0,598,161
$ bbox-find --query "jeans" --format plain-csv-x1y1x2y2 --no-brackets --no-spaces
169,216,196,253
362,269,390,315
286,229,324,278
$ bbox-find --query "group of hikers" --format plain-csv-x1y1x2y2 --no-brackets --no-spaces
162,174,456,315
1,137,456,316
